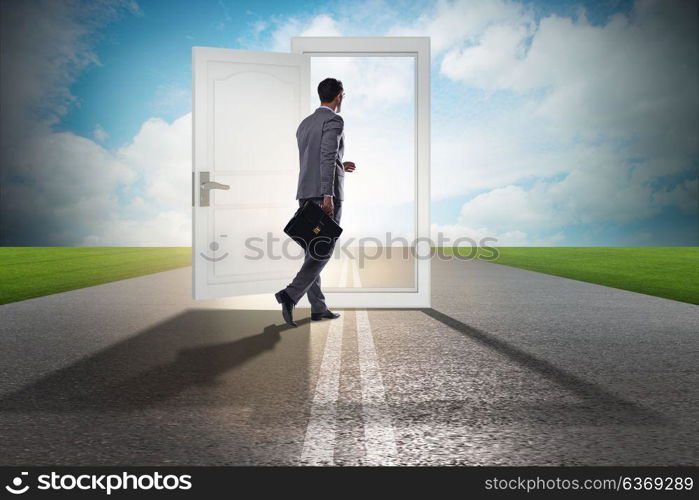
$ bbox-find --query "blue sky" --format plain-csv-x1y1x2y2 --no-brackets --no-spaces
1,0,696,246
57,0,637,150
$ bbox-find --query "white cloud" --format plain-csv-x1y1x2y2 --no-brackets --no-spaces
115,114,191,211
458,185,557,232
388,0,535,56
269,13,342,52
2,128,138,244
93,123,108,142
448,145,698,242
440,22,534,91
83,210,190,246
430,123,572,199
74,113,192,246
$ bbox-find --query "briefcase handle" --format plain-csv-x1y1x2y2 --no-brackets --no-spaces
299,199,333,226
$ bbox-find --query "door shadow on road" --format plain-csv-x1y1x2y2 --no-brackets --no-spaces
422,308,669,427
0,309,312,412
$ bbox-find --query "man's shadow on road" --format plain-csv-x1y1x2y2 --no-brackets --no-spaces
0,307,669,427
0,309,312,412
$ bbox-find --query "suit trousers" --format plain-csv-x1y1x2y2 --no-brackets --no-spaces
284,196,342,313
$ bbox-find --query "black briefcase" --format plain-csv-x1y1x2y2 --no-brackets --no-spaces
284,199,343,259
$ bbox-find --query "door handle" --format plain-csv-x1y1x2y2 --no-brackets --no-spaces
201,181,230,191
198,172,229,207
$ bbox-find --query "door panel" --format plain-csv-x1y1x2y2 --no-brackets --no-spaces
192,47,309,299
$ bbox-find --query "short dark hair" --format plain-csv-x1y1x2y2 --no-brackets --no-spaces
318,78,343,103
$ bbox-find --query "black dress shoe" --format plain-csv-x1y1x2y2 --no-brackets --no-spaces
275,289,298,327
311,310,341,321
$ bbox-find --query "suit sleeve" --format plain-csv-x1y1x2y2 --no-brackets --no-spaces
319,115,344,197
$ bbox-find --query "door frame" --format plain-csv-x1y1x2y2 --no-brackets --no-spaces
291,36,431,308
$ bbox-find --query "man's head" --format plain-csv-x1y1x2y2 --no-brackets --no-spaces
318,78,344,113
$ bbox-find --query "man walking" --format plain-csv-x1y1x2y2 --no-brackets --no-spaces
275,78,356,327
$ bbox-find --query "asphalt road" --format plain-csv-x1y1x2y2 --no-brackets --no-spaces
0,258,697,465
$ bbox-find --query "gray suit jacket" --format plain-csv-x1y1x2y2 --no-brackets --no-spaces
295,107,345,201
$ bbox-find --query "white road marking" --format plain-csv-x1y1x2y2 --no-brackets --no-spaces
300,258,398,465
300,311,344,465
351,260,398,465
300,258,349,465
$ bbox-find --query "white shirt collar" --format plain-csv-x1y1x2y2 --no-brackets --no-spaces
317,105,337,114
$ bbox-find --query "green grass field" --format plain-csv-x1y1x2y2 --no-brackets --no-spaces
442,246,699,305
0,247,191,305
2,247,697,306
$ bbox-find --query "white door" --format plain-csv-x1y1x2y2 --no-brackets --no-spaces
192,47,309,299
192,38,430,308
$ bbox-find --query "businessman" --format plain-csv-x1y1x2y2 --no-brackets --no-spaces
275,78,356,327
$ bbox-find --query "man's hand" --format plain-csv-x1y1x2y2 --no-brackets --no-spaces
321,195,334,217
343,161,356,173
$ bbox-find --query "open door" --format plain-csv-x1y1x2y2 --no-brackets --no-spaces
192,47,310,299
192,38,430,308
